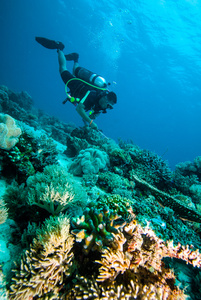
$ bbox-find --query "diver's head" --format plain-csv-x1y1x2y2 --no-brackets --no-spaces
107,91,117,108
99,91,117,110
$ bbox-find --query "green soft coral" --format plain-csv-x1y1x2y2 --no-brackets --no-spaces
71,204,126,254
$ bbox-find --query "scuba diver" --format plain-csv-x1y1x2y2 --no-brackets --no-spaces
35,37,117,130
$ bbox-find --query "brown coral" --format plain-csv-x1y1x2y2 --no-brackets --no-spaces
9,215,74,299
0,113,21,150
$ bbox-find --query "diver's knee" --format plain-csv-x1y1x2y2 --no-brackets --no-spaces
59,66,67,74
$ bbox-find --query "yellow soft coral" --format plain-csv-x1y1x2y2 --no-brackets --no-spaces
26,165,75,215
0,113,21,150
9,215,74,300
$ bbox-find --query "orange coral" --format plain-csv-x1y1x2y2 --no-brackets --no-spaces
93,219,199,299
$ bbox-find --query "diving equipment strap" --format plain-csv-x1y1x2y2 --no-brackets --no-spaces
80,90,91,104
65,77,107,95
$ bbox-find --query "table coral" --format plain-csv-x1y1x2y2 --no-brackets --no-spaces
0,113,21,150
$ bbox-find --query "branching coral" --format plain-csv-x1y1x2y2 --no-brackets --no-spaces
9,214,74,300
0,113,21,150
26,164,75,215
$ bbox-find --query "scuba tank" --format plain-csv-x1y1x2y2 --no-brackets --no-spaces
74,66,107,88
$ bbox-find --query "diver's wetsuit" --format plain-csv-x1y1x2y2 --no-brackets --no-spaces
61,70,105,113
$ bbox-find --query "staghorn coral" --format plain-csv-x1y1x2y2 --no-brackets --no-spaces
26,164,75,215
0,197,8,224
9,214,74,300
0,113,21,150
71,204,126,254
69,147,109,176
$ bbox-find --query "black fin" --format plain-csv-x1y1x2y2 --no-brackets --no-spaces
65,53,79,62
35,37,65,50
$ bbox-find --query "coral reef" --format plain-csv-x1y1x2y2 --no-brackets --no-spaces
26,164,75,215
0,128,59,184
0,85,75,144
173,157,201,204
97,171,130,193
71,204,126,254
1,86,201,299
131,148,173,188
65,217,201,299
9,215,74,300
0,114,21,150
69,148,109,176
65,134,89,157
133,173,201,223
95,194,132,218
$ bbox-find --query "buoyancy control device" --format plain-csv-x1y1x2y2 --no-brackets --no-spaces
74,66,108,88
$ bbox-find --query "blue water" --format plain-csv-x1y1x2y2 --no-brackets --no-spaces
0,0,201,169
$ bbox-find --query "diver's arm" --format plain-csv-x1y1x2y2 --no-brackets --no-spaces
89,112,100,119
76,103,98,129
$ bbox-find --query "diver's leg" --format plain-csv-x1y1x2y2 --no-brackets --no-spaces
58,50,67,74
73,62,79,75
